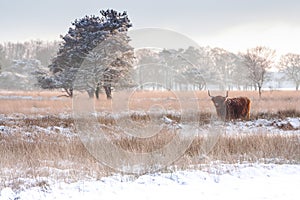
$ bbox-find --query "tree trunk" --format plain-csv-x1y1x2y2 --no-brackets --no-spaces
64,88,73,97
87,88,94,98
258,86,262,98
103,85,112,99
95,84,100,99
103,70,112,99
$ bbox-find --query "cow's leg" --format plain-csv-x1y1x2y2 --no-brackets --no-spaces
246,110,250,120
246,99,251,120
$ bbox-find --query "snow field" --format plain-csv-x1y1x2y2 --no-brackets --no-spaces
0,113,299,199
1,164,299,200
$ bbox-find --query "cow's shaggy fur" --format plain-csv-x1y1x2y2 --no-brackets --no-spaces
209,91,251,120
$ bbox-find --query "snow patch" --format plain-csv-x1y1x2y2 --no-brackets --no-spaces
287,117,300,129
1,164,299,200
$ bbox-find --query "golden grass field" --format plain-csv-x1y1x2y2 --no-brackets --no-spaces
0,90,299,116
0,89,299,189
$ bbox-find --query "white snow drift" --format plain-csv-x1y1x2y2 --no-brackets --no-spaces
1,164,299,200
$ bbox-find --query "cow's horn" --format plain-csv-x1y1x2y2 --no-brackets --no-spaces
225,91,228,98
208,90,213,97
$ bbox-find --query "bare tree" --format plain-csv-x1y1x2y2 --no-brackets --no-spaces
209,48,238,90
232,53,250,90
279,53,300,90
159,49,188,90
134,49,160,89
157,47,210,91
242,46,275,97
34,41,59,66
0,44,5,72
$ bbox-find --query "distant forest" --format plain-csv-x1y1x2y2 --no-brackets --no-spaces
0,40,299,92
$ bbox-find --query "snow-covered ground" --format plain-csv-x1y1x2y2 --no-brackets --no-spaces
225,117,300,135
1,164,299,200
1,114,299,199
1,113,300,137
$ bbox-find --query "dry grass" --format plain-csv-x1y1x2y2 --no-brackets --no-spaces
0,90,72,115
0,130,110,190
1,90,300,116
0,89,299,190
1,122,299,190
185,134,300,163
0,115,110,190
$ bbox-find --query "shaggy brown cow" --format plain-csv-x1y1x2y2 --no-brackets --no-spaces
208,91,251,120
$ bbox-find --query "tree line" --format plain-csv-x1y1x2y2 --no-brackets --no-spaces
0,40,59,67
0,9,300,99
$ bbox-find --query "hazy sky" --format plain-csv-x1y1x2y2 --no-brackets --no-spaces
1,0,300,54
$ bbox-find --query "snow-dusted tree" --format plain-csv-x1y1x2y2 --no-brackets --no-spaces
6,42,27,60
0,44,9,69
182,67,206,90
0,59,45,90
38,9,133,99
0,41,59,69
157,47,209,90
279,53,300,90
179,46,210,90
159,49,188,90
209,48,238,90
76,32,134,98
134,49,160,89
0,45,5,72
242,46,275,97
33,41,59,66
231,53,251,90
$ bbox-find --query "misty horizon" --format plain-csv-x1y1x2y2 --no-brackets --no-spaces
1,0,300,54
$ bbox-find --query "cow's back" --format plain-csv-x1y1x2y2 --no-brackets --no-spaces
226,97,250,120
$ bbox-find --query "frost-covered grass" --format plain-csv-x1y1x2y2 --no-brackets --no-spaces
1,113,299,192
0,90,299,198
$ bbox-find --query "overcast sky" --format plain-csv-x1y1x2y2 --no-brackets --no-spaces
1,0,300,54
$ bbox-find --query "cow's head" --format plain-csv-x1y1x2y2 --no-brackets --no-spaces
208,90,228,109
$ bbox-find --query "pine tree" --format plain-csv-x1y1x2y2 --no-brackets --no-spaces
38,9,134,99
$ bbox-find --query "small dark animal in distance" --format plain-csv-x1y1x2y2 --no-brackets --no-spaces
208,90,251,121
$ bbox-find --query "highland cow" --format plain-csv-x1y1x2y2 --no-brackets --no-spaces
208,91,251,121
